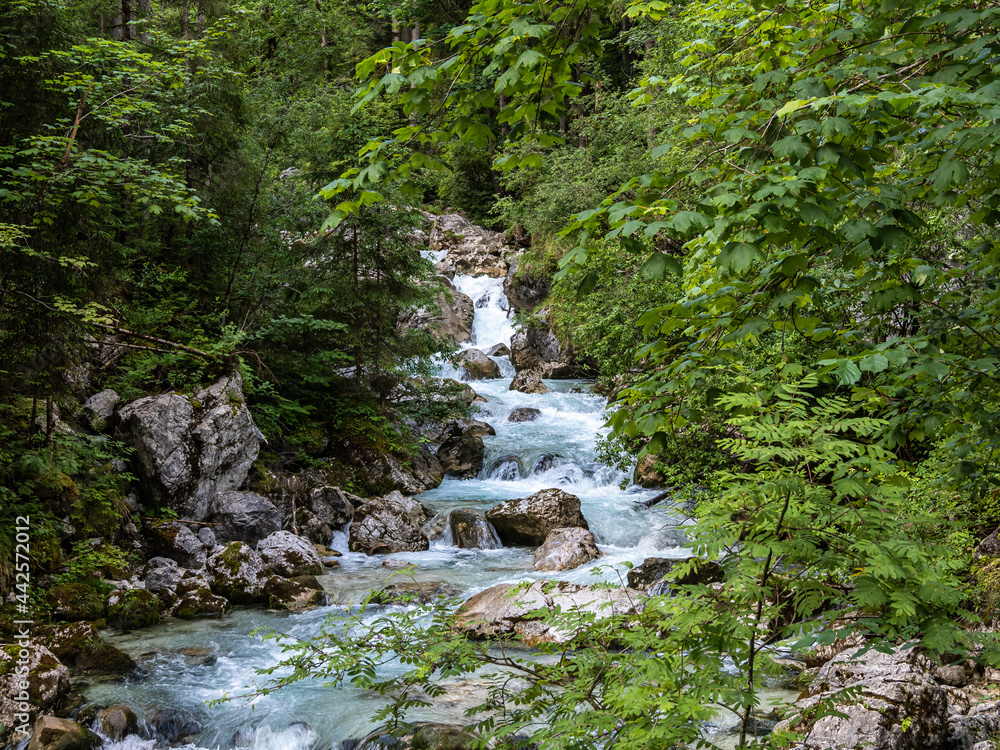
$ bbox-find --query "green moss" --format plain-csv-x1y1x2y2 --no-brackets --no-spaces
218,542,246,576
47,582,105,622
106,589,161,630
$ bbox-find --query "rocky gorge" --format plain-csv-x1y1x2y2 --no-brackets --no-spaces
3,213,999,750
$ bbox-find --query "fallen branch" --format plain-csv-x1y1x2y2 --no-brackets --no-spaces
93,323,213,359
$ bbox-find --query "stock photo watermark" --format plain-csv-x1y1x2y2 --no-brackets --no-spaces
8,515,34,741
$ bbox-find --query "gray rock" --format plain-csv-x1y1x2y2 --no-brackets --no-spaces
452,349,501,380
206,542,266,604
349,491,433,555
487,455,523,480
208,491,281,545
456,580,644,646
950,701,1000,749
774,644,950,750
196,527,216,548
147,522,206,569
935,663,973,688
82,389,119,431
308,486,357,529
486,488,589,546
141,557,184,593
509,369,547,394
257,531,324,577
508,407,541,423
343,443,443,497
263,575,328,611
118,373,263,520
533,527,601,571
485,343,511,357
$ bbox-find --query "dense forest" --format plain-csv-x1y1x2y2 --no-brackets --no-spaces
2,0,1000,746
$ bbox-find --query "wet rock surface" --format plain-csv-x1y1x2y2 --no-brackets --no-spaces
404,276,475,344
486,488,589,546
207,491,281,546
28,716,99,750
533,527,601,571
509,369,548,394
206,541,266,604
626,556,725,592
456,580,644,646
452,348,501,380
507,407,541,422
449,508,503,549
349,491,433,554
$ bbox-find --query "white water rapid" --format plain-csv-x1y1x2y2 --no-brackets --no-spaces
73,263,780,750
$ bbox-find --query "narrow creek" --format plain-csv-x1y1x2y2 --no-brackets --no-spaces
79,268,789,750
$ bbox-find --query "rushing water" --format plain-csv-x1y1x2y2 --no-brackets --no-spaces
75,267,785,750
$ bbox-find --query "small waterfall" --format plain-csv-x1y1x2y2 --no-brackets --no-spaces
449,509,503,550
487,455,524,481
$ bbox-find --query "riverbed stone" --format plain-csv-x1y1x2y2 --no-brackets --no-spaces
509,369,547,394
370,581,462,605
257,531,324,577
450,509,502,549
456,580,644,646
147,521,206,569
412,723,476,750
27,716,99,750
118,373,263,520
503,257,550,312
105,588,161,630
486,488,589,546
429,213,511,278
774,643,950,750
508,407,541,422
208,491,281,545
452,348,501,380
404,276,475,344
487,455,523,480
485,343,510,357
206,541,266,604
97,704,138,741
349,491,433,554
533,527,601,571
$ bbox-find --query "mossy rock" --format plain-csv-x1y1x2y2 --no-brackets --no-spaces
46,583,105,622
106,589,161,631
38,622,136,676
174,590,231,619
263,575,326,611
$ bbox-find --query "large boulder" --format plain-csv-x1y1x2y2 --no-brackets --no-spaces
486,488,589,546
403,276,475,344
349,491,433,554
118,373,263,520
452,349,501,380
503,258,550,312
632,454,669,488
509,369,548,394
82,389,119,432
533,527,601,571
774,644,950,750
429,213,512,278
456,580,644,646
975,527,1000,560
207,491,281,545
257,531,324,577
0,644,69,744
308,486,357,529
172,572,232,619
140,557,185,607
27,716,99,750
206,542,266,604
147,521,206,569
341,443,443,497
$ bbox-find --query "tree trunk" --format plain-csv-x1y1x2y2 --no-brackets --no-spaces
138,0,150,42
182,0,189,38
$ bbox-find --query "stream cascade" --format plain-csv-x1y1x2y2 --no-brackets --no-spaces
73,235,737,750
